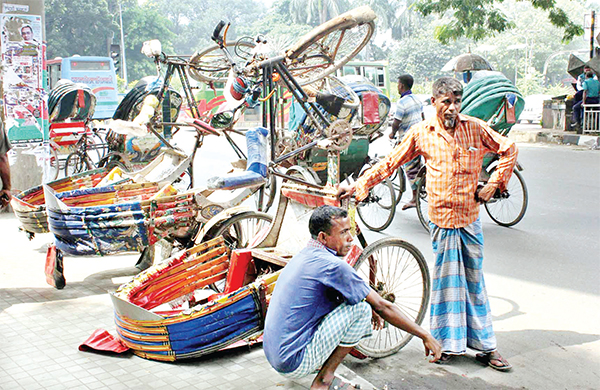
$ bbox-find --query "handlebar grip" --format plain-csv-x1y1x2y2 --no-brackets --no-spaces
212,21,226,43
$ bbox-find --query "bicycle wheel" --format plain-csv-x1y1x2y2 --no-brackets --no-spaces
89,132,107,164
356,177,396,232
254,174,277,213
415,175,430,233
189,41,256,83
206,211,273,293
484,169,528,227
64,152,90,176
353,237,430,358
209,211,273,252
391,167,406,206
48,144,59,181
285,6,376,85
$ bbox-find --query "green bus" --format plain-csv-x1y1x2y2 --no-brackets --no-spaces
337,60,391,96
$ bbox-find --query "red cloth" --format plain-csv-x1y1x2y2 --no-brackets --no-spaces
362,91,380,125
79,329,130,354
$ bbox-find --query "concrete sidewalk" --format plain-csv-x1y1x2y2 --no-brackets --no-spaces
0,212,377,390
508,123,599,149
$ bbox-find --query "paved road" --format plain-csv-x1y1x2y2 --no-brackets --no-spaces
347,142,600,389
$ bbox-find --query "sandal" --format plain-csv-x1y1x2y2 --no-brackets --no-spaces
435,353,454,365
476,352,512,372
328,376,356,390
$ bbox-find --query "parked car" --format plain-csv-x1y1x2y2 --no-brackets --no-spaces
519,94,551,124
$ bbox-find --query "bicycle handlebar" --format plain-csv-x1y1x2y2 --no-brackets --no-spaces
212,21,227,45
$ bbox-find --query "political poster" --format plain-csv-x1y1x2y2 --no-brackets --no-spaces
1,13,46,144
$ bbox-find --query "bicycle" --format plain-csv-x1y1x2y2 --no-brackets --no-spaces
64,126,109,176
414,156,528,232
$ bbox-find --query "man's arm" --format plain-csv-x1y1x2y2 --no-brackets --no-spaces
477,123,518,202
0,153,12,206
338,127,419,201
389,118,401,139
366,290,441,362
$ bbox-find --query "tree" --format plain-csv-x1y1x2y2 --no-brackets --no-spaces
45,0,118,59
413,0,584,44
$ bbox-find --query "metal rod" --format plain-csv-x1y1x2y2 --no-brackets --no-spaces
271,170,323,189
273,139,319,165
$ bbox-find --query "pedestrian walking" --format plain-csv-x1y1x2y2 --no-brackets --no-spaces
338,77,516,371
389,74,425,210
0,115,12,209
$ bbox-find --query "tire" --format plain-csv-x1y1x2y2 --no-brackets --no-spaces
390,167,406,206
254,174,277,213
98,155,128,172
356,177,396,232
205,211,273,293
189,41,256,83
89,132,107,164
64,152,91,176
285,6,376,85
484,169,528,227
353,237,431,358
48,144,59,181
209,211,273,252
415,174,430,233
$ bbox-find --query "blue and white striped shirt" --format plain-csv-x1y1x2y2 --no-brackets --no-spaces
394,92,423,133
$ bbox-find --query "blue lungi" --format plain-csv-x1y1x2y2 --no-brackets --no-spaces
429,218,497,354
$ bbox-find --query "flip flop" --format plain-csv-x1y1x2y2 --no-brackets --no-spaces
401,202,416,211
328,376,356,390
476,352,512,372
434,353,454,365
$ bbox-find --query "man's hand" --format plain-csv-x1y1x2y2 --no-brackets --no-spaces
423,335,442,363
371,309,384,330
337,182,356,201
475,182,498,203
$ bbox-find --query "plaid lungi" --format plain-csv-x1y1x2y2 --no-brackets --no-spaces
283,301,372,379
429,218,497,354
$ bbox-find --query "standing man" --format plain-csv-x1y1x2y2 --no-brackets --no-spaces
339,77,516,371
0,117,12,209
389,74,425,210
264,206,441,389
572,70,600,128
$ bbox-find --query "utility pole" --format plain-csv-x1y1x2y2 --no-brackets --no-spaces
119,2,128,86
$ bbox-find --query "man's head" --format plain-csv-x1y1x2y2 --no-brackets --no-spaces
309,206,353,256
586,70,595,79
397,74,414,94
431,77,463,130
20,25,33,41
584,65,591,73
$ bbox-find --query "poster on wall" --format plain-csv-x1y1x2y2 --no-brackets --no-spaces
1,13,46,144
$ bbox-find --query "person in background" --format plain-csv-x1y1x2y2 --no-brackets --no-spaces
572,70,600,128
264,206,441,389
339,77,516,372
389,74,425,210
0,117,12,209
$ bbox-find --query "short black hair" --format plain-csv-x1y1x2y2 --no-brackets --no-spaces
309,206,348,239
432,77,463,98
586,70,595,78
398,74,414,90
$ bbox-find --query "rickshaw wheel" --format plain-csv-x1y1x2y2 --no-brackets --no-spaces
415,175,430,233
204,211,273,293
353,237,430,358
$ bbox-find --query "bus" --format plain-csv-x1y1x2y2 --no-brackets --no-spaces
46,56,120,119
337,60,391,96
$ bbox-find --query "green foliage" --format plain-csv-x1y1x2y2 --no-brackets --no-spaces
45,0,118,59
413,0,583,43
121,5,175,81
388,25,468,82
516,69,544,96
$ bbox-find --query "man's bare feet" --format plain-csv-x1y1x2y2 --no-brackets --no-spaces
402,200,416,210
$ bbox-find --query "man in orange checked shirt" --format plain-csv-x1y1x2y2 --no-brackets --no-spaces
338,77,516,372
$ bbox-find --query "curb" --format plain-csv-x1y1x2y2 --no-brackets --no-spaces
509,129,599,149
